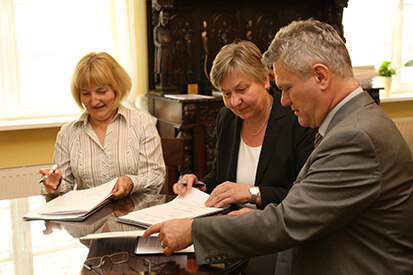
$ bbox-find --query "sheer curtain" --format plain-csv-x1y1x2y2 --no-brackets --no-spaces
0,0,148,122
109,0,148,111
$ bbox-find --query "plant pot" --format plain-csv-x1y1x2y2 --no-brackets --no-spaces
378,76,392,97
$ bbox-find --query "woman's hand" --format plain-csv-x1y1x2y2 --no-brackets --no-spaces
172,174,206,195
39,168,62,193
227,207,255,215
111,176,133,199
205,181,252,208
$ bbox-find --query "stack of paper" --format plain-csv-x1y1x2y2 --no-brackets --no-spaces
117,188,224,228
353,65,378,89
23,178,117,221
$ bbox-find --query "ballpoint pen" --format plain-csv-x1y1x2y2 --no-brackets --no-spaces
38,164,59,184
181,183,205,188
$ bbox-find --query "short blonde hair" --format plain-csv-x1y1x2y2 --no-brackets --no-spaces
70,52,131,110
210,40,269,89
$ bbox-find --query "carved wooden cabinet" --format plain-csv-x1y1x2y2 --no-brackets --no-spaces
147,0,349,94
147,93,224,179
146,0,349,179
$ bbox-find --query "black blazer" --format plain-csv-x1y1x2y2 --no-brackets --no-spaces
201,91,316,208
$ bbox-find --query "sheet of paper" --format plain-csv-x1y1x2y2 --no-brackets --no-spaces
117,188,224,227
80,230,147,240
164,94,214,100
135,236,194,254
80,230,194,254
37,178,117,215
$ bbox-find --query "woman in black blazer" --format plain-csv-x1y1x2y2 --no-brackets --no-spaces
173,40,315,209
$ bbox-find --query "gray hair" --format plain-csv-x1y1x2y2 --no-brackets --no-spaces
262,19,353,79
210,40,269,89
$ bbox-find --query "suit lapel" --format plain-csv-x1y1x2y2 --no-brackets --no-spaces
255,93,286,185
227,115,242,181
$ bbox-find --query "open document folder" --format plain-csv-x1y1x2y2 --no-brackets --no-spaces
80,230,194,254
117,188,224,228
23,178,117,222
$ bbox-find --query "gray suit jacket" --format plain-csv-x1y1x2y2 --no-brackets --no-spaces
192,92,413,274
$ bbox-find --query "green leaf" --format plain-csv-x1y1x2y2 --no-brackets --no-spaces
405,60,413,67
378,60,396,76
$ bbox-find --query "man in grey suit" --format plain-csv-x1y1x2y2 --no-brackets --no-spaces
144,19,413,274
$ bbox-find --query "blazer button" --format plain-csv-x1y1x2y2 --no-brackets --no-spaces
205,257,211,264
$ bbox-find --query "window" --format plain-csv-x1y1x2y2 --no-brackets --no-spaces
343,0,413,94
0,0,142,122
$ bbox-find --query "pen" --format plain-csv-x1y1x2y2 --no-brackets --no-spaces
39,164,59,184
181,183,205,188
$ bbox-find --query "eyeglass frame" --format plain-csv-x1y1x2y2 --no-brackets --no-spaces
83,252,152,274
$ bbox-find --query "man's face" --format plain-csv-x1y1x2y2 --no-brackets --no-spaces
274,59,325,128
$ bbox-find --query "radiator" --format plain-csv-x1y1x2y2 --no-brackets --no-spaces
0,163,52,200
392,116,413,152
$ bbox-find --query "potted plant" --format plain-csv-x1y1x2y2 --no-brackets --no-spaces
377,61,396,97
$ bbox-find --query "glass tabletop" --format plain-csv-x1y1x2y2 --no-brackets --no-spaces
1,193,247,275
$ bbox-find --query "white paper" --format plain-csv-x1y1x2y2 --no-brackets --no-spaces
117,188,224,227
135,236,194,254
164,94,214,100
80,230,194,254
37,178,117,215
80,230,147,240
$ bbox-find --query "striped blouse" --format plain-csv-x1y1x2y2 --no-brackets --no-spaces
42,105,165,197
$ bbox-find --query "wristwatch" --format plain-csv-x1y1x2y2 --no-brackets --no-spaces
249,187,260,204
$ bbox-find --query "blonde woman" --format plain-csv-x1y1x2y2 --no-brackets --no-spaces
40,52,165,199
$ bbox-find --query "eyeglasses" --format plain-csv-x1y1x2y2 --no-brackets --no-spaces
83,252,180,274
83,252,152,275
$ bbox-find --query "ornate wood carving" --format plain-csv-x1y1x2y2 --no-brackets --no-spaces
147,0,349,95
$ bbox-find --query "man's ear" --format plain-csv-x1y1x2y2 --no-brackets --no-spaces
312,64,330,90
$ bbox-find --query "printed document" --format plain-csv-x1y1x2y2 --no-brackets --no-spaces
80,230,194,254
117,188,224,228
23,178,117,221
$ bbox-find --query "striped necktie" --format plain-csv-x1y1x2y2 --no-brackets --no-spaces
314,132,323,148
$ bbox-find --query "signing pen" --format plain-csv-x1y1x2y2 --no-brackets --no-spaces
181,183,205,188
39,164,59,184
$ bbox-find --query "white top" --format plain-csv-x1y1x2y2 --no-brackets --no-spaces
41,105,165,197
236,136,262,187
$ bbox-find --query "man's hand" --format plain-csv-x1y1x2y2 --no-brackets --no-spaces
143,219,193,256
111,176,133,199
205,181,251,208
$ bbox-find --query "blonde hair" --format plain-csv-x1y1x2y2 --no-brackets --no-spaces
70,52,131,109
210,40,269,89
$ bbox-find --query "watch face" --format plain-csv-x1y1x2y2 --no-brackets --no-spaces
250,187,259,195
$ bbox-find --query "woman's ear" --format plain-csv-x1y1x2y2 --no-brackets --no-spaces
312,64,330,90
264,76,270,90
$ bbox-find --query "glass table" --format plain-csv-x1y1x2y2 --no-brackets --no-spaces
1,193,247,275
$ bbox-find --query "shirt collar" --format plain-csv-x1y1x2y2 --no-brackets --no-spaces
318,87,364,136
73,105,127,126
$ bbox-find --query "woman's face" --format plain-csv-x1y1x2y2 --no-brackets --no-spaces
220,72,269,121
79,85,117,124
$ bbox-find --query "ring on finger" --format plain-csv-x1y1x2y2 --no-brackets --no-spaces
161,240,166,248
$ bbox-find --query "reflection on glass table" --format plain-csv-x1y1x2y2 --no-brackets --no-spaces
3,192,246,274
